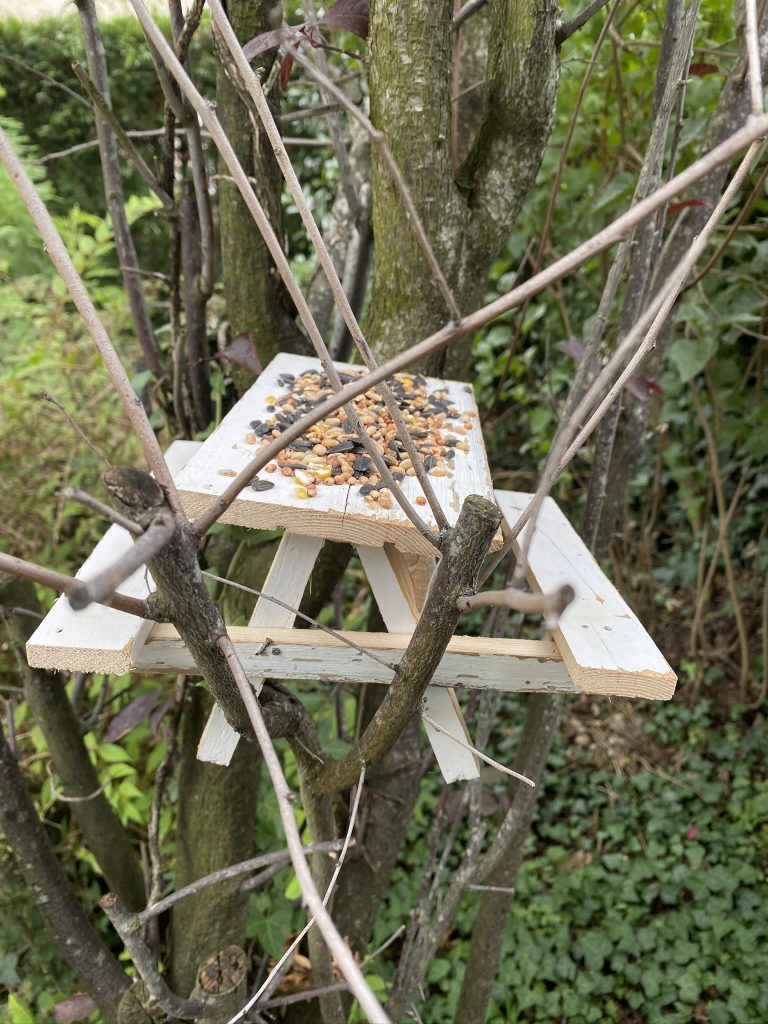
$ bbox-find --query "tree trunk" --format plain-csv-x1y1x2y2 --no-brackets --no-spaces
169,686,259,1012
1,579,146,912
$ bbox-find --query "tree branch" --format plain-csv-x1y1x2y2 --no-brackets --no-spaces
309,494,501,796
66,512,175,611
71,60,173,207
457,583,575,627
556,0,610,43
0,725,130,1020
0,551,150,618
60,486,143,536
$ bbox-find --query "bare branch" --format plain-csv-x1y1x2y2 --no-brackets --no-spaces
452,0,488,31
0,552,150,619
745,0,764,115
457,583,575,626
288,44,462,323
556,0,611,43
60,487,143,536
480,139,764,586
421,714,535,787
234,766,366,1021
71,61,173,207
100,893,201,1019
217,635,390,1024
0,126,183,515
66,513,175,611
138,840,346,924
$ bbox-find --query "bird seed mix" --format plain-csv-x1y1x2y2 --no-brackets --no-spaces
243,369,475,507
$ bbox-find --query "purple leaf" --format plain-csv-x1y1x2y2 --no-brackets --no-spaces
319,0,370,38
53,995,97,1023
243,24,300,62
557,337,660,402
218,333,263,377
149,695,175,738
104,692,163,743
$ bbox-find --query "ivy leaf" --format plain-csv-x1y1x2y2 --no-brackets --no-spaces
668,336,717,382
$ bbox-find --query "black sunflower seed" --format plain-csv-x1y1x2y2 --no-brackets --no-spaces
251,479,275,492
446,449,455,460
359,483,374,496
353,457,372,473
328,440,356,453
423,455,436,471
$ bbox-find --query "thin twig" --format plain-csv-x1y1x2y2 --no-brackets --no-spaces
60,487,143,536
202,571,396,671
191,111,768,537
0,52,90,106
37,391,111,467
66,513,175,611
0,127,182,515
218,637,389,1024
556,0,611,43
147,675,186,916
209,0,449,532
452,0,488,30
234,765,367,1022
0,552,149,619
745,0,764,115
420,715,535,787
138,840,346,924
71,61,173,207
45,761,106,804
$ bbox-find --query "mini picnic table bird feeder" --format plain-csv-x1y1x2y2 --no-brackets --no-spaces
27,354,676,783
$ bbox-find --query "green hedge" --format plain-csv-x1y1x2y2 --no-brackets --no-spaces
0,14,216,215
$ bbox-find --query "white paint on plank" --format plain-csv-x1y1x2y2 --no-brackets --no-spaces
173,353,496,556
197,534,324,765
25,440,201,676
135,626,578,693
494,490,676,699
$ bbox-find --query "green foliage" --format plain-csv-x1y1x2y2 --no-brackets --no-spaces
0,15,215,217
370,701,768,1023
0,121,146,570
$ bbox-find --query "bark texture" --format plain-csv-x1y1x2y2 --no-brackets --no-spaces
1,580,146,912
366,0,559,376
169,687,259,1008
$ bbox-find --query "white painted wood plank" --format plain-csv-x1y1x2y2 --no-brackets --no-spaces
197,534,324,765
135,627,577,693
25,440,202,675
358,545,480,783
173,353,497,556
494,490,676,700
26,525,154,675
